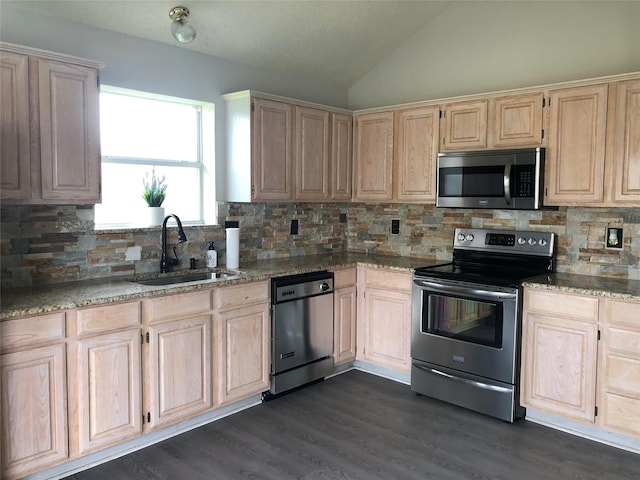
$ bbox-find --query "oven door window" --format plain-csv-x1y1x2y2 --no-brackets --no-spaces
424,293,503,348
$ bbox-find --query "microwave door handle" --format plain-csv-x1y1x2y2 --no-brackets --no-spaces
413,279,517,300
504,161,512,206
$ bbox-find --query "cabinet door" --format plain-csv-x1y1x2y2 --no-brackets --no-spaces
218,303,270,405
395,106,440,202
38,58,101,203
252,97,292,201
0,51,31,201
440,100,488,151
1,344,68,480
146,315,212,430
295,106,330,201
521,312,598,422
359,287,411,374
490,92,544,148
71,329,142,456
353,111,393,201
546,84,608,205
330,112,353,200
334,286,357,365
610,79,640,204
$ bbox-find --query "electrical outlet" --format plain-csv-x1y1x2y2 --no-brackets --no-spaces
339,213,347,223
290,219,299,235
605,226,622,249
391,219,400,235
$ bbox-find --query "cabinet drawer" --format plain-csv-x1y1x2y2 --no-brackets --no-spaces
602,354,640,396
607,327,640,358
145,290,213,324
333,268,356,289
361,267,412,292
75,301,141,336
216,281,269,311
602,298,640,327
600,392,640,436
1,312,66,352
525,289,599,322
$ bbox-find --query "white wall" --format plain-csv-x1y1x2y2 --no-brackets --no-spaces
0,4,348,200
348,1,640,109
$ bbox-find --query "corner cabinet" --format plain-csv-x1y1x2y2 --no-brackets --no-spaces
353,111,394,201
356,267,412,374
224,90,353,203
0,43,102,204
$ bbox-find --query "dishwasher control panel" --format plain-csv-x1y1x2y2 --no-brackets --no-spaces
272,271,334,304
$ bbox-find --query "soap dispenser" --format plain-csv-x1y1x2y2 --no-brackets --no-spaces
206,241,217,268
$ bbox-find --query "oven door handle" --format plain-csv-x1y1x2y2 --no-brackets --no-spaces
414,363,512,393
413,279,517,300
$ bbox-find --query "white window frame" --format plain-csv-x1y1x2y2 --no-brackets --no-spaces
96,85,216,229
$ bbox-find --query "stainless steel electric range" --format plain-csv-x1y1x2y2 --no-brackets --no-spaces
411,228,555,422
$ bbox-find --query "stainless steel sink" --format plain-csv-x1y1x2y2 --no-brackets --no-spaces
134,272,239,286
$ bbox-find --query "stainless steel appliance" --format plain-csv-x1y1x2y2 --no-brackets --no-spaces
269,271,334,396
411,228,555,422
436,148,545,210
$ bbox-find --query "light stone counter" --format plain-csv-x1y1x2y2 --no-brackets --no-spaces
0,252,438,320
523,272,640,301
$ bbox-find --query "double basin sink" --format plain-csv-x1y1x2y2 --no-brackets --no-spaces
134,271,241,286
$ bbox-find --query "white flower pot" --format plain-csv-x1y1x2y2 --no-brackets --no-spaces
147,206,165,227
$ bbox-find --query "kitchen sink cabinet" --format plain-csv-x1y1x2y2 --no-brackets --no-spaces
353,111,394,201
67,302,142,457
356,267,412,374
0,44,101,205
143,290,214,431
332,268,357,365
597,298,640,437
215,281,270,405
1,312,68,480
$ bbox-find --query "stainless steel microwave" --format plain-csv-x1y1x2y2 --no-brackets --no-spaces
436,148,545,210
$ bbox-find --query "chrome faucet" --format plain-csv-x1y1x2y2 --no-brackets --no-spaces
160,214,188,273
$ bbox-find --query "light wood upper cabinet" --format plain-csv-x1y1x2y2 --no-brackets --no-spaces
295,106,330,201
395,106,440,202
1,342,68,480
0,44,101,204
440,99,488,151
608,79,640,205
252,97,293,201
0,50,30,200
330,112,353,200
490,92,545,148
545,84,609,205
521,288,599,423
357,267,412,374
597,298,640,437
353,111,394,201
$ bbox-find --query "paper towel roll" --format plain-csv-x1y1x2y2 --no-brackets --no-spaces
225,227,240,269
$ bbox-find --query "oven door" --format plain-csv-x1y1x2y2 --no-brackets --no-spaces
411,277,519,384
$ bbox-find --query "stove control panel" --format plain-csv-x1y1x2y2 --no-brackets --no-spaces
454,228,555,256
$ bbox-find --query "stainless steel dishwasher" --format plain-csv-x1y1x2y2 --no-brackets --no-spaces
268,270,334,396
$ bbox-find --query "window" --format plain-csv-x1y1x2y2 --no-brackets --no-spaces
95,86,215,228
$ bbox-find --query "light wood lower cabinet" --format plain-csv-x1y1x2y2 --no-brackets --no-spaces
333,268,357,365
1,312,68,480
357,267,412,374
215,281,270,405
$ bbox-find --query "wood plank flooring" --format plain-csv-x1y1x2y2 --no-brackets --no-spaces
65,370,639,480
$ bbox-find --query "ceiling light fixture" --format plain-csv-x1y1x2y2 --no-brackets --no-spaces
169,6,196,44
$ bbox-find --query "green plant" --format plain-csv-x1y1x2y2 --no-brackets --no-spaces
142,168,167,207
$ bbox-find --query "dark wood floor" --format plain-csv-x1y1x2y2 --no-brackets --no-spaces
65,371,639,480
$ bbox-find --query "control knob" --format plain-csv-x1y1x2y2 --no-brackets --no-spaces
466,234,474,241
319,282,330,292
518,237,527,245
528,238,537,246
458,234,466,241
538,238,548,246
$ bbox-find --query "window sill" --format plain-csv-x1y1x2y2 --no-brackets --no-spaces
93,222,219,234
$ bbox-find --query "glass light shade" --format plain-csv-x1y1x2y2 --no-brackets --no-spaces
171,18,196,43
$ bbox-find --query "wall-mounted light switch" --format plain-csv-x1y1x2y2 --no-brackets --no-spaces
291,219,299,235
391,219,400,235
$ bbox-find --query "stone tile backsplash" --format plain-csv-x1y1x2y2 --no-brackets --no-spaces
1,202,638,288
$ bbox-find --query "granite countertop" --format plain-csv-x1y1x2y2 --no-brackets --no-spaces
523,272,640,301
0,252,437,320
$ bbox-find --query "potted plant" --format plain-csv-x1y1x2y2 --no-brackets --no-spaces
142,168,167,226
